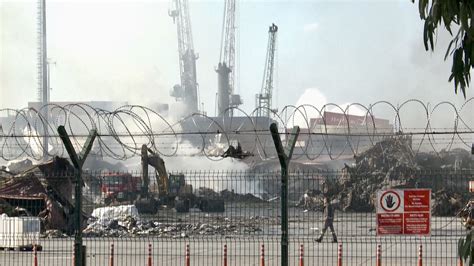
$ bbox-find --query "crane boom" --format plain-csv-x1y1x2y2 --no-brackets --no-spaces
219,0,236,93
169,0,199,114
216,0,241,117
256,23,278,117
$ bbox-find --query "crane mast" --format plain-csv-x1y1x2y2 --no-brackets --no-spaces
169,0,199,114
216,0,241,117
256,23,278,117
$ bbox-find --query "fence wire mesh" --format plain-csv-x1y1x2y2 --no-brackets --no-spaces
0,169,472,265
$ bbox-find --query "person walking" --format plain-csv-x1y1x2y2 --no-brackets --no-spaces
315,197,337,243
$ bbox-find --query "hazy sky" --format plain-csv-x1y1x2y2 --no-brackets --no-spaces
0,0,471,118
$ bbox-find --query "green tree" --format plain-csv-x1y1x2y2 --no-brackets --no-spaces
458,230,474,265
414,0,473,97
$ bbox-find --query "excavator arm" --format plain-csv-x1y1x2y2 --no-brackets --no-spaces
139,144,224,214
141,144,169,198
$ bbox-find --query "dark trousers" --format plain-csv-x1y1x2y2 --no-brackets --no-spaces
318,219,337,240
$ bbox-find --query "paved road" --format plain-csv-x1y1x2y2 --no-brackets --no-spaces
0,207,464,266
0,236,460,266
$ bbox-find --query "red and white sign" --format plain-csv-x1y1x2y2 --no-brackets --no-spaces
377,189,431,236
377,213,403,234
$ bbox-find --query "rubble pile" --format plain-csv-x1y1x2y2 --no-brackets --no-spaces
297,189,324,211
5,159,34,174
195,187,265,203
352,136,419,174
297,136,472,215
219,189,265,202
82,205,263,238
0,167,13,180
432,189,467,216
416,148,474,170
41,229,68,238
336,137,421,211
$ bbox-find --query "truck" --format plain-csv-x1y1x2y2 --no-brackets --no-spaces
100,145,225,214
100,173,141,205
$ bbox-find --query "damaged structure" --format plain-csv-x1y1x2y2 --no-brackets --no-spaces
0,157,83,233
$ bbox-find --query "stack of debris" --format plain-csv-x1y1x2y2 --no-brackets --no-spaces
432,189,467,216
416,148,474,170
195,187,265,203
297,136,473,215
42,229,69,238
352,135,419,175
335,136,420,211
5,159,34,174
83,205,141,236
0,167,13,181
220,189,265,202
297,189,324,211
82,205,263,238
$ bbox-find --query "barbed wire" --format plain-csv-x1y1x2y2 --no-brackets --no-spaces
0,99,473,161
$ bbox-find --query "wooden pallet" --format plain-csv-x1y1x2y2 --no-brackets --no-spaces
0,244,42,252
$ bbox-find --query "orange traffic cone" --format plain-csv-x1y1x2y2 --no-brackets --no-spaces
376,244,381,266
417,245,422,266
223,244,227,266
109,243,114,266
33,244,38,266
148,243,152,266
337,243,342,266
186,244,190,266
299,244,304,266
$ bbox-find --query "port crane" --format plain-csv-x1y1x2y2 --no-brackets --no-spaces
256,23,278,117
216,0,242,117
169,0,199,114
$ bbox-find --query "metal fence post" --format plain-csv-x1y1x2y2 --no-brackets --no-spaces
270,123,300,266
58,125,97,266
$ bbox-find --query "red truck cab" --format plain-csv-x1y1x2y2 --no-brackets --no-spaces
101,173,141,205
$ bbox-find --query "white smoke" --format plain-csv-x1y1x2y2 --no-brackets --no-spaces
292,88,366,128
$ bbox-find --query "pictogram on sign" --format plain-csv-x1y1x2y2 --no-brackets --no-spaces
380,190,401,213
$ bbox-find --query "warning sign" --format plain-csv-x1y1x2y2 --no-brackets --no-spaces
404,190,430,212
377,213,403,235
376,189,431,236
403,212,430,235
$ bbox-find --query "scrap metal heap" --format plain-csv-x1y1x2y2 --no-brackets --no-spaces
298,136,473,216
82,205,270,238
0,157,85,233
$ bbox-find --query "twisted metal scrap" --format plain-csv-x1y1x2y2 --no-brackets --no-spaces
0,99,472,161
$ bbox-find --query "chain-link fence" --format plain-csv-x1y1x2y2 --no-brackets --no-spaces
0,168,472,265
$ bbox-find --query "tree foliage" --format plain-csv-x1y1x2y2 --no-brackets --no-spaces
458,230,474,265
414,0,473,97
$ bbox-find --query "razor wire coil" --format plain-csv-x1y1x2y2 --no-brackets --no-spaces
0,99,473,161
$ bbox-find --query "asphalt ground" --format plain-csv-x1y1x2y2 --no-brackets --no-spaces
0,212,463,266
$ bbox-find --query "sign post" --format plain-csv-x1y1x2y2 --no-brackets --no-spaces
376,189,431,236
